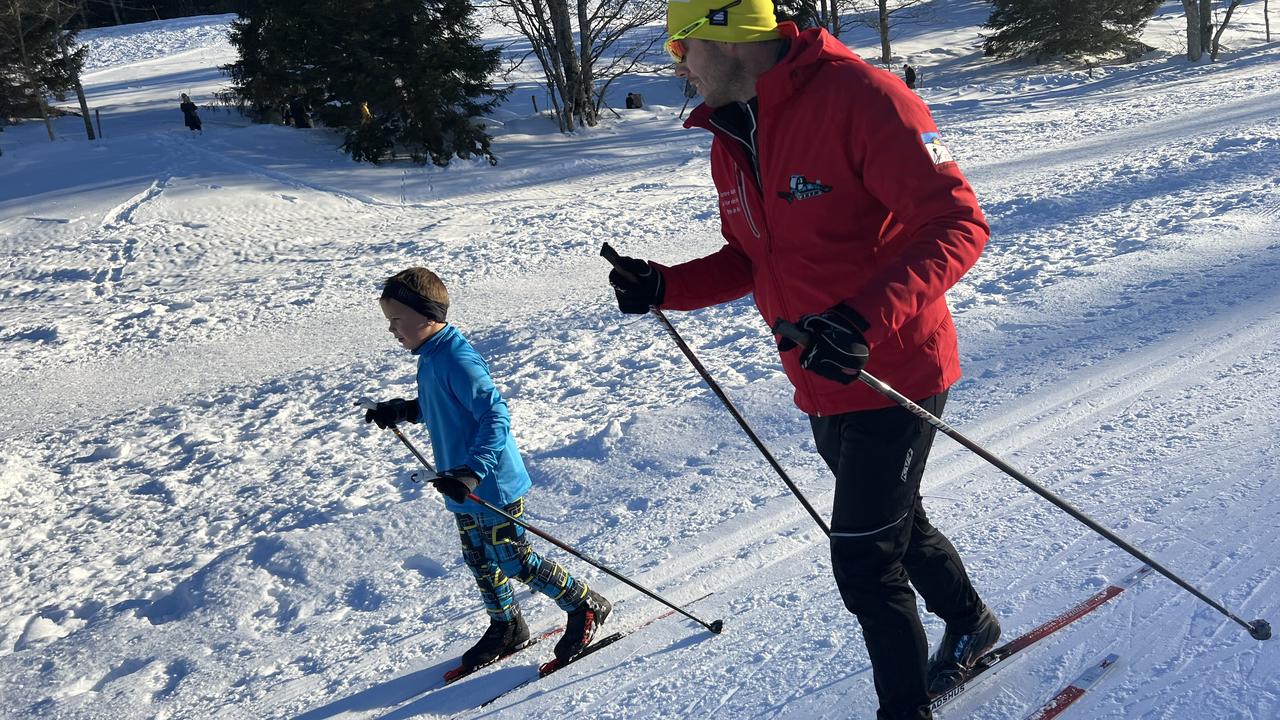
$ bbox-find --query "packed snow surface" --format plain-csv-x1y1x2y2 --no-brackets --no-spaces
1,2,1278,718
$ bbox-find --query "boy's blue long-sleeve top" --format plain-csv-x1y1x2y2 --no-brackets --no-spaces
413,324,532,513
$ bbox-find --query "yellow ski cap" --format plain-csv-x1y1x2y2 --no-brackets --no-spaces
667,0,780,44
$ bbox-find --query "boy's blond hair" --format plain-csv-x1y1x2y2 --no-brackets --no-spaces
386,267,449,307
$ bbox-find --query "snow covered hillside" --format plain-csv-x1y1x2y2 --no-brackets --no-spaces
1,2,1278,718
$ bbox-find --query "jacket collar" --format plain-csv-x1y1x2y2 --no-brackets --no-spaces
684,23,859,132
412,323,455,357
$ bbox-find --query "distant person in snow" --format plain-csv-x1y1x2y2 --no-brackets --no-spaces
608,1,996,718
364,267,613,678
179,93,202,133
288,97,312,128
904,63,917,89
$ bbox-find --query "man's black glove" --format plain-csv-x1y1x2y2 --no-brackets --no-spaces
432,466,481,503
608,255,665,314
363,398,421,429
777,304,870,385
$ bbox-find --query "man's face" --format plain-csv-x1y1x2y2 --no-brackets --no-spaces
380,298,440,350
675,39,746,109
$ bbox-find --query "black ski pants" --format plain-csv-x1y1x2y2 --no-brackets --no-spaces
810,391,984,720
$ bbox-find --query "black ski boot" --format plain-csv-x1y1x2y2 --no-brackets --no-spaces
553,588,612,664
461,607,530,670
926,606,1001,695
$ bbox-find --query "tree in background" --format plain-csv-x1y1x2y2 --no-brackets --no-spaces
982,0,1160,62
79,0,234,28
221,0,506,166
0,0,86,139
489,0,665,132
846,0,932,65
1181,0,1253,61
1181,0,1209,59
773,0,820,29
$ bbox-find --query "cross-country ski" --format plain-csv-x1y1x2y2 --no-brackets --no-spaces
1024,653,1122,720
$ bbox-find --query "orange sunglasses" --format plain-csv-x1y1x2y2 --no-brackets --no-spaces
664,0,743,63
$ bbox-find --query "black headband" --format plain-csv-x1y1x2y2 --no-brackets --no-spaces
381,280,448,322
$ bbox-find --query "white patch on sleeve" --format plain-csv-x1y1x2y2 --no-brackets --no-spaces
921,132,955,166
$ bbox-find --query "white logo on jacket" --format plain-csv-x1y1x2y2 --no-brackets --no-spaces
719,188,742,216
921,132,955,166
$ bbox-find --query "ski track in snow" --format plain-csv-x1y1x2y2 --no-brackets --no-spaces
2,6,1279,720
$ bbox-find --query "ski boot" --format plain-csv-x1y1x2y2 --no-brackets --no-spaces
444,607,530,683
926,606,1001,695
540,589,612,674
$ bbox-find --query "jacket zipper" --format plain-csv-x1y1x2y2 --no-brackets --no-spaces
711,107,822,414
736,168,761,240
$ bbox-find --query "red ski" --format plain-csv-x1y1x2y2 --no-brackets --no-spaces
931,565,1151,713
1024,653,1121,720
442,626,564,684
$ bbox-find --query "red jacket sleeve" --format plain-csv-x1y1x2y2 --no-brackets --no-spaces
656,242,754,311
843,80,989,347
655,145,755,311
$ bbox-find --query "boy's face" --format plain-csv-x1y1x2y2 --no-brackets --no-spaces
380,298,442,350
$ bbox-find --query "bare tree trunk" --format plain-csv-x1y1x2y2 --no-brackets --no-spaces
1210,0,1243,60
575,0,596,127
830,0,840,36
546,0,582,130
1182,0,1202,60
58,38,95,140
73,79,93,139
1199,0,1213,51
1266,0,1271,43
877,0,890,63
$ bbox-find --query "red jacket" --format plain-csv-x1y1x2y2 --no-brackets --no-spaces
658,24,989,416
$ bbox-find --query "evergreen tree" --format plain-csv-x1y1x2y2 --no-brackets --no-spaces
982,0,1161,62
222,0,506,165
0,0,85,132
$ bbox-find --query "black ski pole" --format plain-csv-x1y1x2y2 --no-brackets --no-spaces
601,243,831,537
772,318,1272,641
359,400,724,635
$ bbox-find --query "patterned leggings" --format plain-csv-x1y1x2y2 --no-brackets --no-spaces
455,498,588,621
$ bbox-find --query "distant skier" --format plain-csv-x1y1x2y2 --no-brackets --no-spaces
903,63,917,89
288,97,312,128
364,267,613,679
179,93,202,133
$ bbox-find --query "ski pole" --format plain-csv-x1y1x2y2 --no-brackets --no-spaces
601,243,831,537
359,400,724,635
772,318,1272,641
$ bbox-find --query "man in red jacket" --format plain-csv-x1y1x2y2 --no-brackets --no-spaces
607,2,999,718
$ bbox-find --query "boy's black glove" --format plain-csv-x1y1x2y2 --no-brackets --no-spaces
777,304,870,385
608,255,665,314
432,466,480,503
364,398,421,429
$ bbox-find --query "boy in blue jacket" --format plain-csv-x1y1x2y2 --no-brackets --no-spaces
364,267,611,676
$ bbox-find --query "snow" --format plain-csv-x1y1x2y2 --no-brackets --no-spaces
2,2,1279,718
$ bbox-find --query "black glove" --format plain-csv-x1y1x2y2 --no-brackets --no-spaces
432,466,480,503
778,304,870,385
608,255,665,314
363,398,421,429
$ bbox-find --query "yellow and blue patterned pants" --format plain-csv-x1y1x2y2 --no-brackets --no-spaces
455,498,589,621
